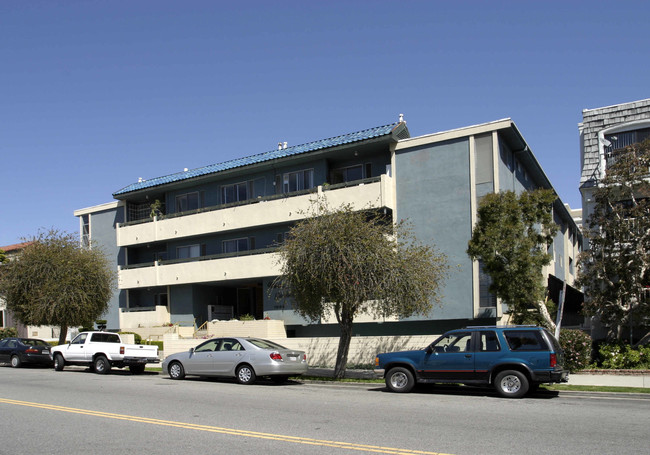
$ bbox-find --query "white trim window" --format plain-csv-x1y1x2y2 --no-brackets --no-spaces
330,164,363,184
223,238,254,254
222,181,254,204
81,214,90,248
283,169,314,193
177,244,202,259
175,192,203,212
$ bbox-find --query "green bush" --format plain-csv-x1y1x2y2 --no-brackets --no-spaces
146,340,164,351
118,331,142,344
0,327,18,338
559,329,592,372
597,342,650,369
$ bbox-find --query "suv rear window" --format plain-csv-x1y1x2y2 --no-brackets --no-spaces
504,330,547,351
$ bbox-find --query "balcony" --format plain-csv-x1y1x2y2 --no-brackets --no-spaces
118,248,281,289
116,175,394,247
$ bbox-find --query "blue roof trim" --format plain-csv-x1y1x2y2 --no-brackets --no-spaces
113,122,401,197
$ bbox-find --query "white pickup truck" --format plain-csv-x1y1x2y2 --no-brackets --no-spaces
50,331,159,375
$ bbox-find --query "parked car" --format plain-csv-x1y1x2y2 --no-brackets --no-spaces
375,325,569,398
162,337,308,384
50,331,159,374
0,337,53,368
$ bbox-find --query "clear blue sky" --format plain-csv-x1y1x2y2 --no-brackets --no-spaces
1,0,648,247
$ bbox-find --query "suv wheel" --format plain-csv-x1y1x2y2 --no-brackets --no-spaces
494,370,528,398
385,367,415,393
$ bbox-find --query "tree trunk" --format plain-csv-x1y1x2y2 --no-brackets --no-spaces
334,313,353,379
58,325,68,345
536,300,556,332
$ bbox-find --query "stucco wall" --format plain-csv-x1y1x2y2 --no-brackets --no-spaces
162,334,438,368
394,138,474,320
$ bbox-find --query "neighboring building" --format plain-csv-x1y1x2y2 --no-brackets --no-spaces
579,98,650,338
78,117,582,336
579,98,650,233
0,241,55,338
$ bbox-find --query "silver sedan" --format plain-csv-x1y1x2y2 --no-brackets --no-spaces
161,337,308,384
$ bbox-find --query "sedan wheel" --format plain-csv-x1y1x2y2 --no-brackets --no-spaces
494,370,529,398
10,355,22,368
168,361,185,380
236,364,256,385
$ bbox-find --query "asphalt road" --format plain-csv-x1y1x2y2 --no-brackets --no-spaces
1,365,649,455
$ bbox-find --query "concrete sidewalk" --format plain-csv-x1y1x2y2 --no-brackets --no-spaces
308,368,650,388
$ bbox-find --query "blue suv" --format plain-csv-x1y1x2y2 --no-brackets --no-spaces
374,326,569,398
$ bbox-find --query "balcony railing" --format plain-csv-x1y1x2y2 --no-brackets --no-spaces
120,246,278,270
118,248,282,289
116,175,393,247
122,176,382,227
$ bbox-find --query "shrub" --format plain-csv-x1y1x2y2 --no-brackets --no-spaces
118,331,142,344
0,327,18,338
597,342,650,369
559,329,592,372
146,340,164,351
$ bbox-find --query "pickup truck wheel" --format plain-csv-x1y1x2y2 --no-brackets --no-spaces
10,355,22,368
53,354,65,371
494,370,528,398
385,367,415,393
93,356,111,375
129,365,146,375
168,361,185,380
236,364,256,385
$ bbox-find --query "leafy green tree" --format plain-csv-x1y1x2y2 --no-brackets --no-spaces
578,139,650,340
0,230,116,343
0,249,6,264
467,189,558,329
274,200,449,378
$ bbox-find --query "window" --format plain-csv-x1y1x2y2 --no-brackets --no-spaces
195,339,219,352
478,261,496,307
276,232,290,244
223,238,254,254
81,214,90,248
177,244,202,259
479,331,500,352
0,309,4,328
175,192,202,212
283,169,314,193
71,333,88,345
330,164,363,184
504,331,546,351
222,181,253,204
219,338,244,351
90,333,120,343
430,332,472,353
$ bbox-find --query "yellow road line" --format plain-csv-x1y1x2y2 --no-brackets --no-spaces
0,398,453,455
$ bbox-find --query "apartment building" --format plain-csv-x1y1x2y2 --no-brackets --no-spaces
77,117,582,336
